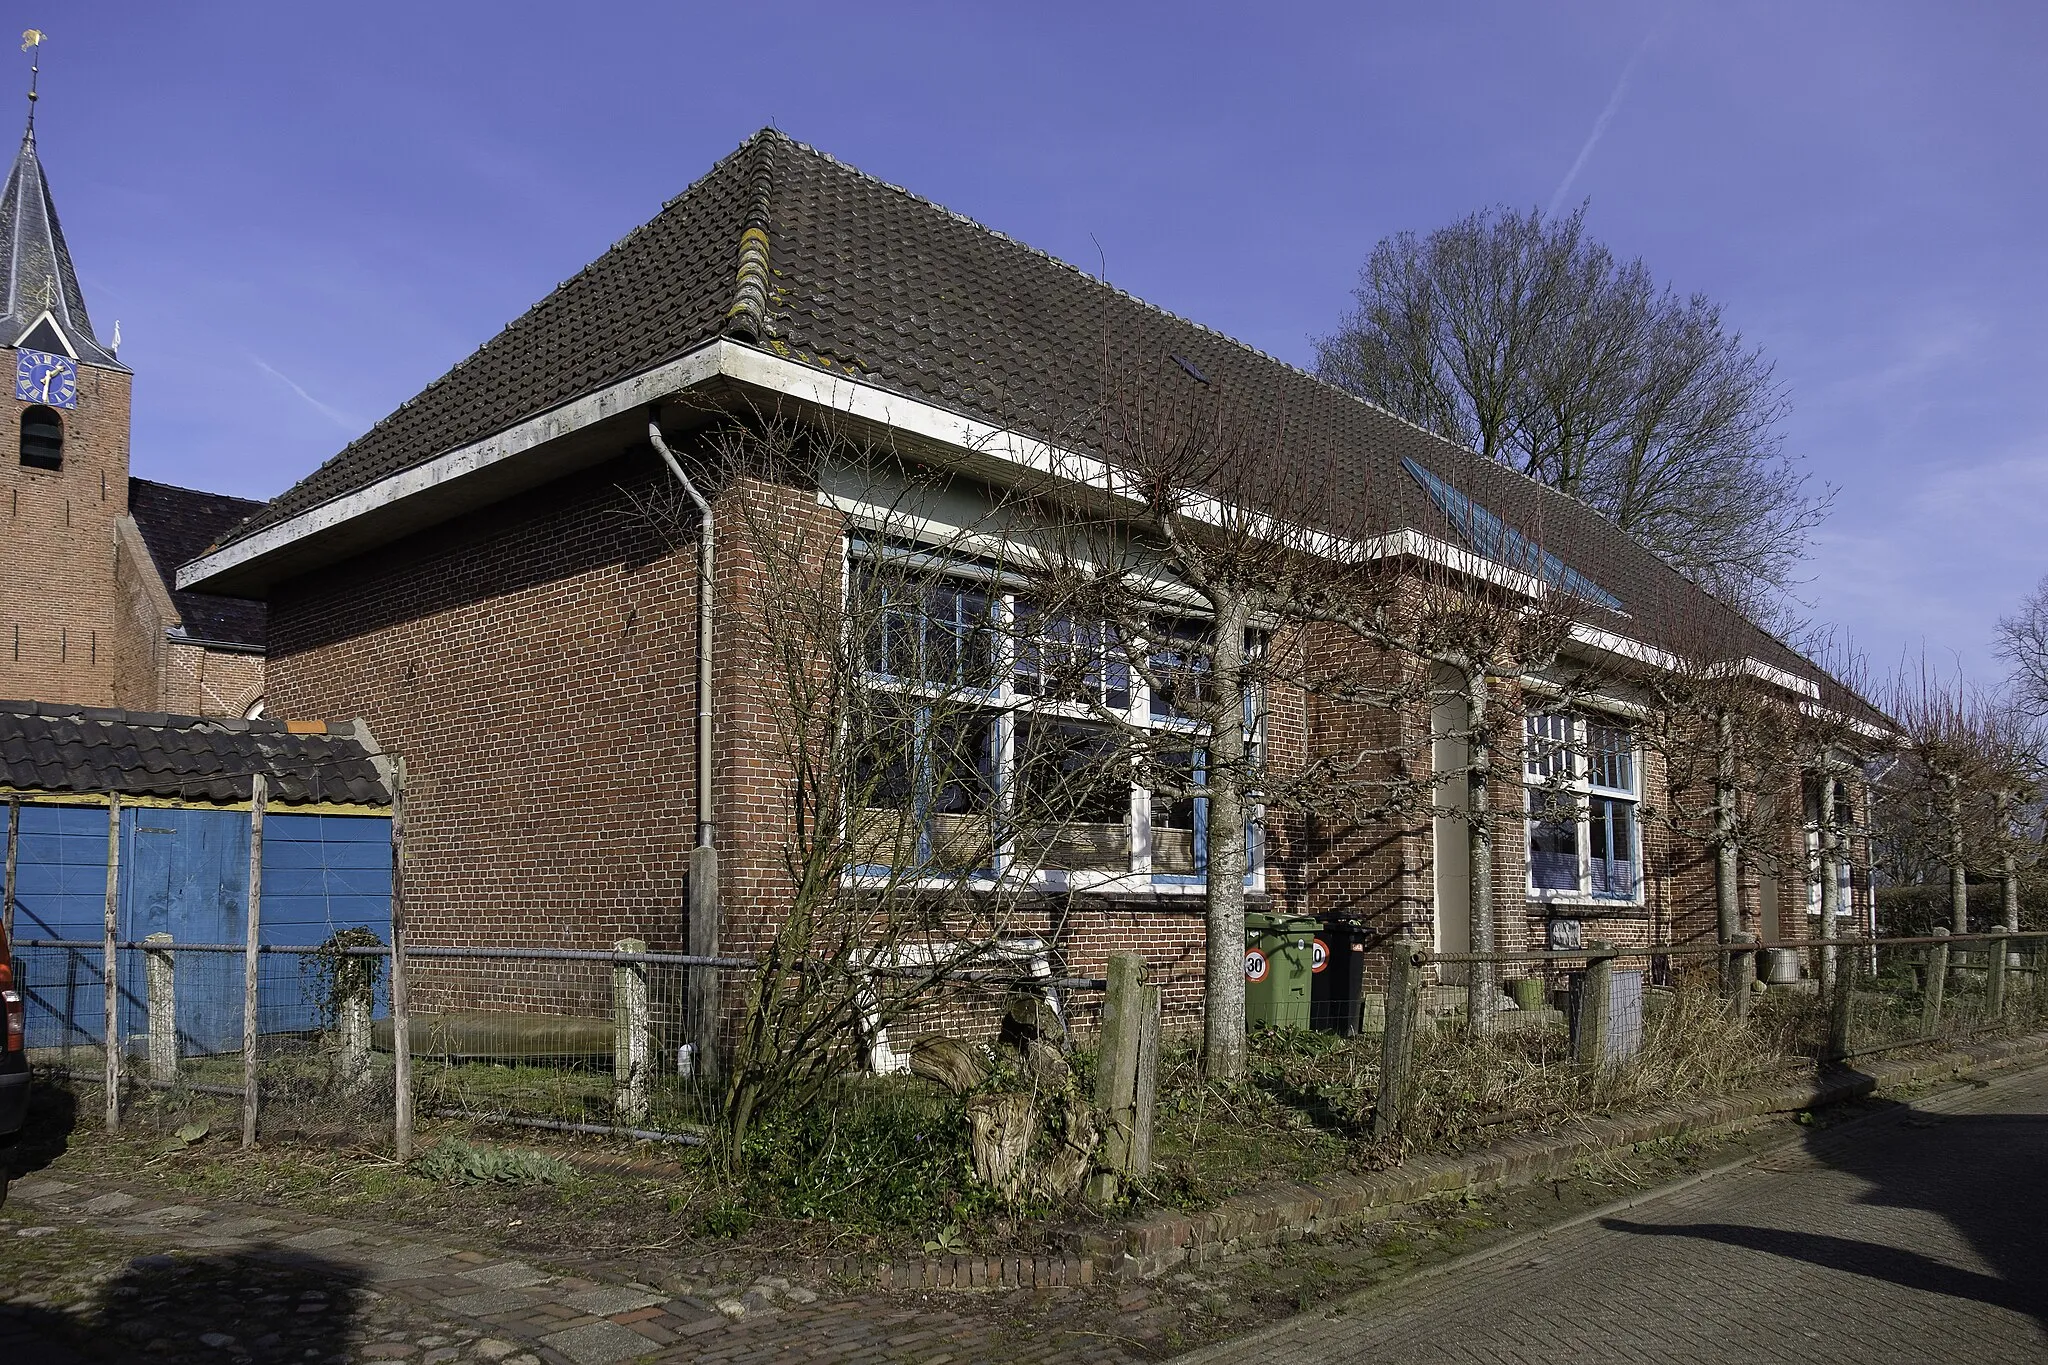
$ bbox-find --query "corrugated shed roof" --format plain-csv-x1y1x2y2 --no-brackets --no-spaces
215,129,1873,717
128,478,267,649
0,702,388,806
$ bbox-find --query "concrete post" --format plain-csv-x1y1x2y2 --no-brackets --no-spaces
1372,941,1426,1141
1921,928,1950,1039
143,932,177,1084
1574,942,1617,1070
336,972,373,1096
613,937,651,1125
1088,953,1147,1202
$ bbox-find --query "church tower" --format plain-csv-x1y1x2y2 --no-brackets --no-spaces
0,46,137,706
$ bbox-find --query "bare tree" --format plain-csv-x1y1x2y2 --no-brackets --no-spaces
1028,358,1587,1077
1314,204,1827,611
633,415,1122,1172
1996,573,2048,718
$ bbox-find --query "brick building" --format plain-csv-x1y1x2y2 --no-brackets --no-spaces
180,131,1881,1029
0,115,265,717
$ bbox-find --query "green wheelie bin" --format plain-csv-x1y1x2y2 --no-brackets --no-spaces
1244,911,1318,1030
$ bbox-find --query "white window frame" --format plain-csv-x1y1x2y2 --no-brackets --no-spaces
1804,777,1856,918
843,537,1263,895
1523,711,1644,905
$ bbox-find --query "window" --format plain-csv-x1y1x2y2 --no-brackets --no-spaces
1524,713,1640,900
849,542,1259,889
19,404,62,470
1805,778,1855,916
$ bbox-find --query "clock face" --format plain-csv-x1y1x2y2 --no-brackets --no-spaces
14,347,77,410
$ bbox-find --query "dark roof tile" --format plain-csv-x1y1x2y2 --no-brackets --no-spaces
0,701,388,806
128,477,267,649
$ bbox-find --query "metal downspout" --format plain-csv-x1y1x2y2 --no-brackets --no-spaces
649,416,721,1082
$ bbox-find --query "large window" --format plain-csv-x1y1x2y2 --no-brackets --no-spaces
1524,712,1640,901
849,544,1256,888
1805,777,1855,917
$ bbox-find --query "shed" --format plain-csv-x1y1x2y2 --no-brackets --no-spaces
0,701,394,1052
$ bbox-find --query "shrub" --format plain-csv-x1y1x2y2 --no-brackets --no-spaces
411,1138,573,1186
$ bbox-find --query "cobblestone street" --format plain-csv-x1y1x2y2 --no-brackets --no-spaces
1182,1064,2048,1365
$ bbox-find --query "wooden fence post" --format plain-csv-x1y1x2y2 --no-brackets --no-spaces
102,793,121,1133
1921,927,1950,1039
1372,941,1425,1141
1130,977,1161,1182
242,774,266,1148
613,937,651,1125
1088,953,1148,1201
1574,942,1617,1069
388,755,413,1161
3,794,18,944
687,843,722,1085
144,932,177,1085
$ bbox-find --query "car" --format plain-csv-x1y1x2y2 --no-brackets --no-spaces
0,917,26,1146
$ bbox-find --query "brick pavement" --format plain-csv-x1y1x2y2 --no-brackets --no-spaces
0,1177,1143,1364
1180,1065,2048,1364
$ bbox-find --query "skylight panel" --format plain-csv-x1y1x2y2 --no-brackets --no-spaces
1400,457,1624,612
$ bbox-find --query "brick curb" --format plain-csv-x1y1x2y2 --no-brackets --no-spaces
1066,1028,2048,1281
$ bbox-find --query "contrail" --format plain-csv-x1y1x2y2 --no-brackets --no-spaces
251,356,359,433
1547,15,1669,219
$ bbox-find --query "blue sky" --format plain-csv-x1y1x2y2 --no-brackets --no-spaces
27,2,2048,689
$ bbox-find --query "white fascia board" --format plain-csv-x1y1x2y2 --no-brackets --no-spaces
1703,655,1823,700
176,337,1731,703
178,343,731,591
1567,622,1681,672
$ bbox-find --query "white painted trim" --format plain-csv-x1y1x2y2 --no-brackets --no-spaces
178,343,731,590
12,308,76,359
179,338,1838,713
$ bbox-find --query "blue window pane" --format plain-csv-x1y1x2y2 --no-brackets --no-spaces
1401,457,1624,612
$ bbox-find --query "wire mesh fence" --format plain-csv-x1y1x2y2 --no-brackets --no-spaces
10,934,1105,1151
1366,930,2048,1150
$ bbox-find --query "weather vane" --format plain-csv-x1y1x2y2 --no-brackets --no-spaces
21,28,43,138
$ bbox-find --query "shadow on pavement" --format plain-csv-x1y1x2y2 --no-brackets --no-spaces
3,1243,369,1362
1600,1073,2048,1329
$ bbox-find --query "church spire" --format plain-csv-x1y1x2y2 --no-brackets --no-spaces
0,30,120,369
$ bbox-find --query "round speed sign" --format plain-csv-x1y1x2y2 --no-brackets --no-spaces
1243,948,1270,982
1311,937,1330,974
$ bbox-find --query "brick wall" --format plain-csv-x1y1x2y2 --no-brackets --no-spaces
0,354,137,705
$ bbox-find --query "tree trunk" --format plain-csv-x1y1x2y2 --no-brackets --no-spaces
1946,771,1968,937
1715,709,1741,996
1465,662,1497,1032
1201,601,1254,1081
1818,771,1842,995
1998,789,2020,936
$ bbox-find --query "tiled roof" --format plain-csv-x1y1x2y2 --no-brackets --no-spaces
217,130,1868,714
128,478,267,649
0,702,389,806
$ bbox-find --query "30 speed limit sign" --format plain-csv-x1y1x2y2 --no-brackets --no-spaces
1243,948,1270,982
1310,937,1330,974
